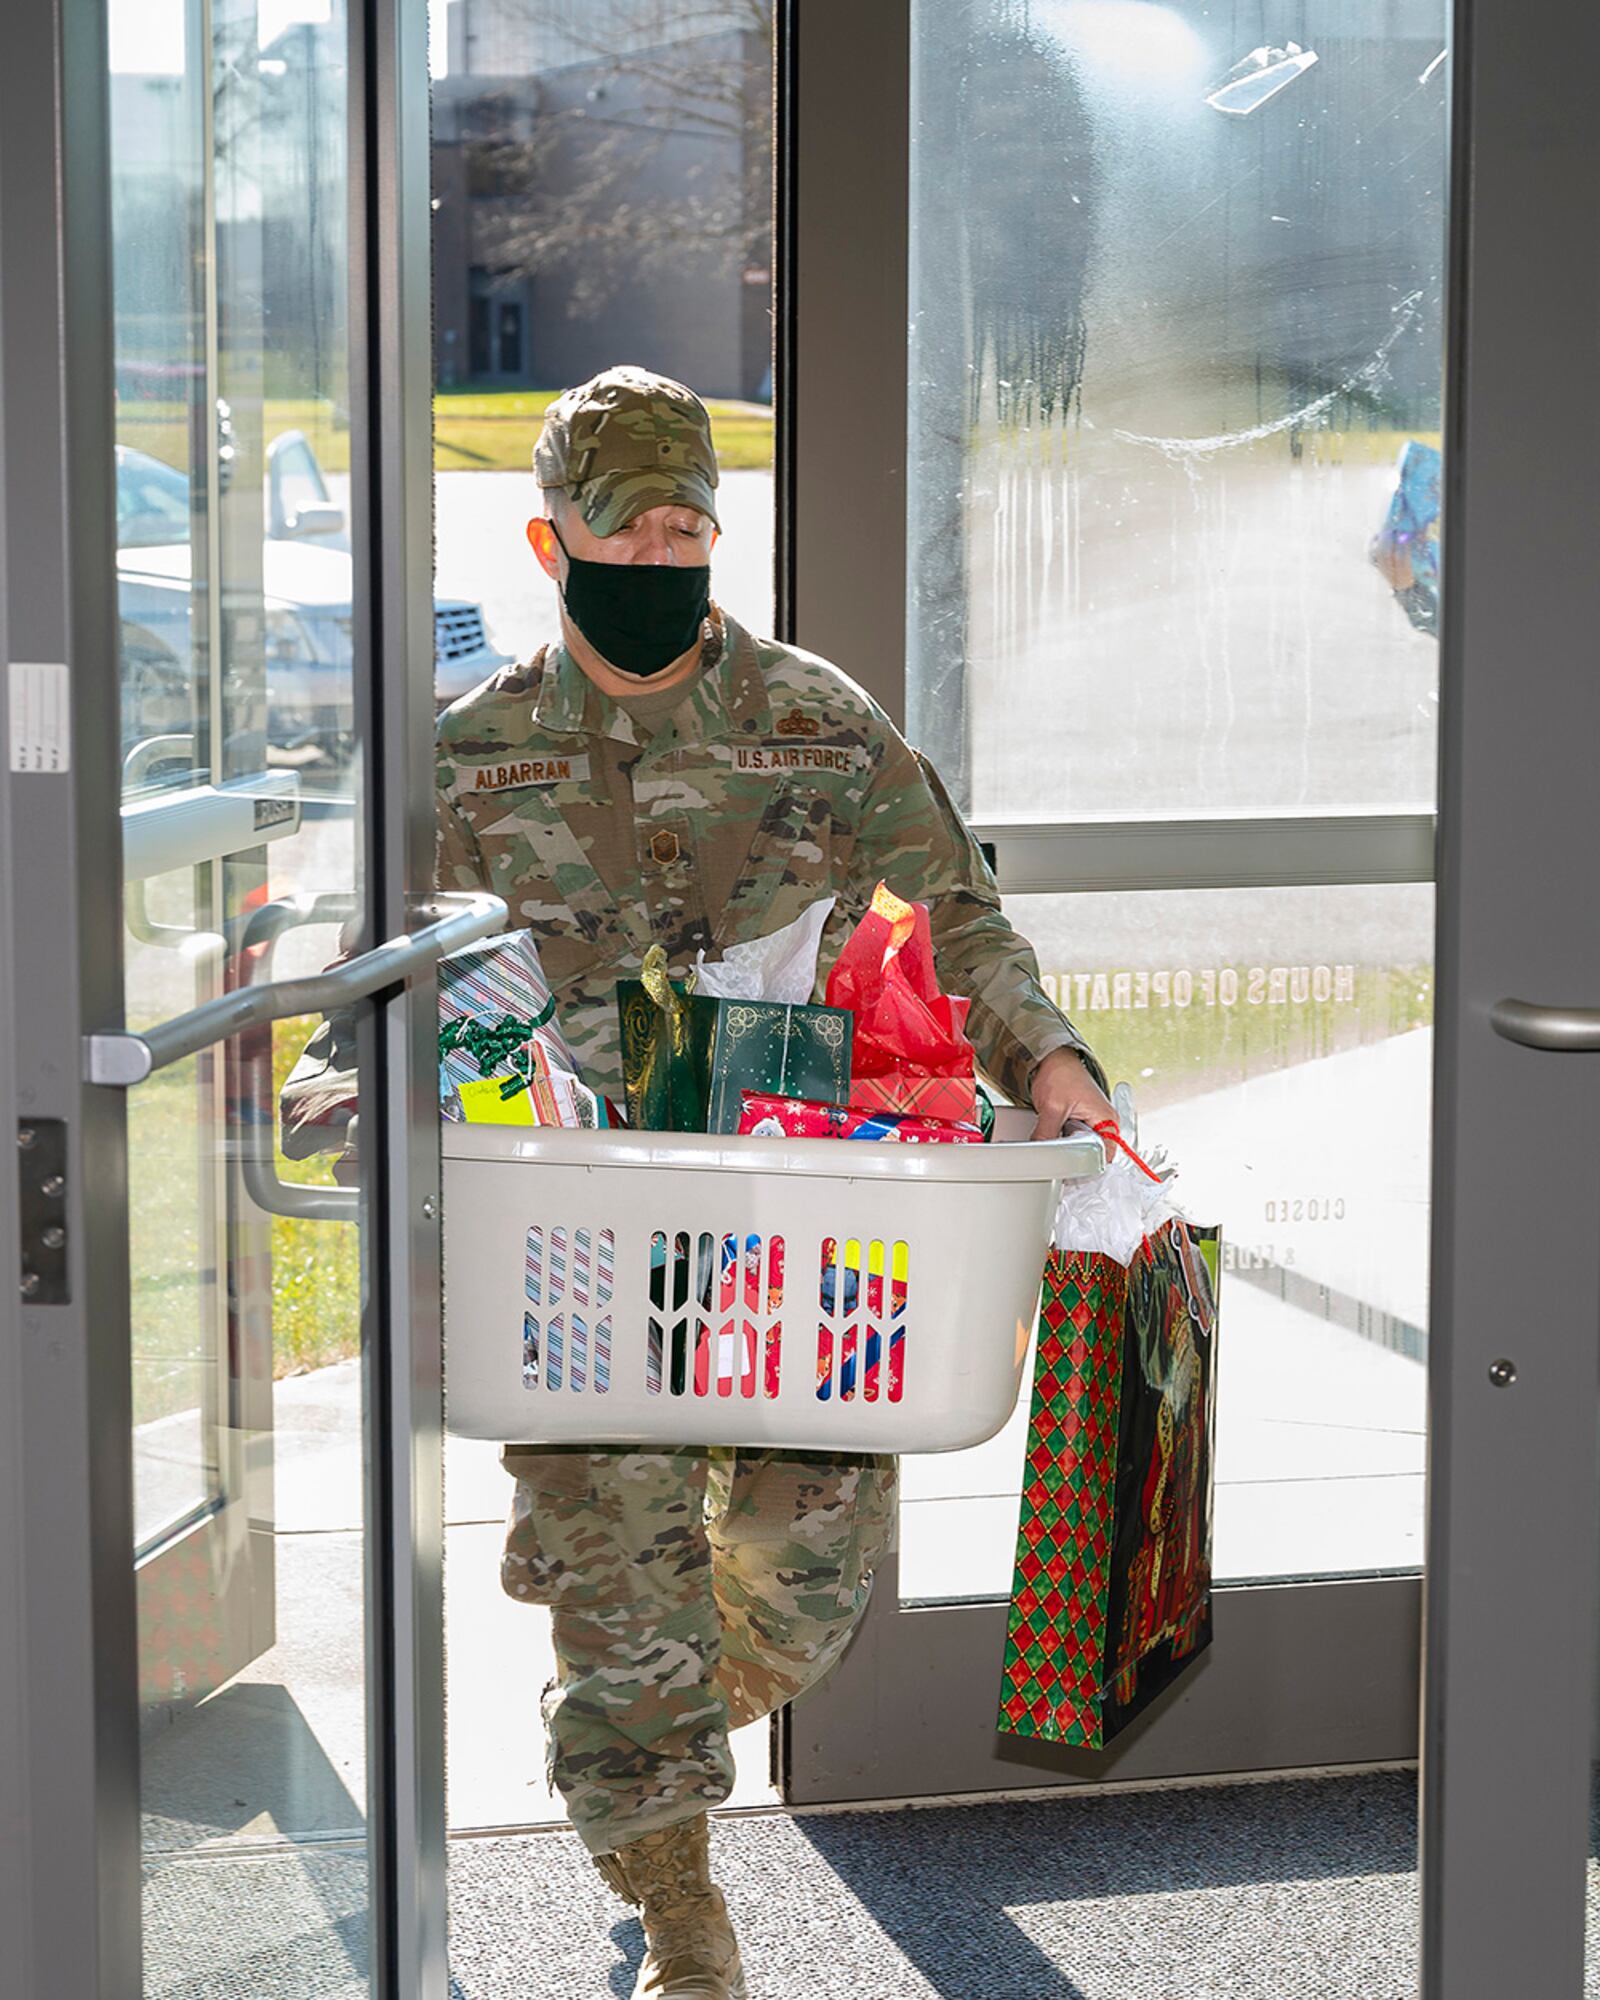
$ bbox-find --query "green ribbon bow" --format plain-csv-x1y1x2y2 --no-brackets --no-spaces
440,998,558,1101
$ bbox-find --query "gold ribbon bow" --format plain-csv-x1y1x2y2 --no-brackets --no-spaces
639,943,697,1057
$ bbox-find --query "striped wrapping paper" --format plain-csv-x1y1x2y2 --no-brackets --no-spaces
439,930,579,1110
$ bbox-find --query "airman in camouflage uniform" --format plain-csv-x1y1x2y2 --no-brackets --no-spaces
435,597,1098,1108
436,367,1109,1996
499,1446,897,1848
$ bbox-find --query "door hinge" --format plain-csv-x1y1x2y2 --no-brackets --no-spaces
17,1119,69,1304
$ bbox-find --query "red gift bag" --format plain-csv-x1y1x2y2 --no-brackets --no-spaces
998,1127,1219,1750
825,883,977,1121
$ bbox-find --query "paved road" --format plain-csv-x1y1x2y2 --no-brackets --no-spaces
433,466,776,668
257,452,1441,1101
264,448,1439,1030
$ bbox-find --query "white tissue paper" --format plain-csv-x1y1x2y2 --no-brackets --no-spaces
1051,1085,1186,1265
692,896,837,1004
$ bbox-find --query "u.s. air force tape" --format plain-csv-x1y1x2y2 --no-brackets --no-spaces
730,742,867,775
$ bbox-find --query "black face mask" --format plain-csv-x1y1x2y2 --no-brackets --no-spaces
551,524,712,679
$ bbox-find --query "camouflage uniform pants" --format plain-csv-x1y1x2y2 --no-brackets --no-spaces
501,1445,897,1855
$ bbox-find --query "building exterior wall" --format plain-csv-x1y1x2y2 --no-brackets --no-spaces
431,11,771,401
446,0,754,78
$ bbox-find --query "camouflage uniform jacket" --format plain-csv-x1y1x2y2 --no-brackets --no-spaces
436,612,1099,1106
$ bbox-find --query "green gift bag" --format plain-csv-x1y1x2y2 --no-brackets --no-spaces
704,999,853,1134
998,1216,1220,1750
619,944,855,1134
618,947,720,1131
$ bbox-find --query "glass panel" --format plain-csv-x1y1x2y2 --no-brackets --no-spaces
114,1,372,1991
429,0,775,695
127,866,223,1550
113,0,209,799
427,0,779,1838
899,883,1432,1603
906,0,1449,818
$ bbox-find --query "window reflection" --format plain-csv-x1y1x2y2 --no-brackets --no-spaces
907,0,1449,818
113,4,376,1992
900,884,1432,1602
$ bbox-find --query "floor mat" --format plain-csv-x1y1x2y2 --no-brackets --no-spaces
149,1768,1600,1998
446,1771,1420,2000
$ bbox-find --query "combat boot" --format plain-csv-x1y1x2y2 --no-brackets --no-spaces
592,1812,748,1999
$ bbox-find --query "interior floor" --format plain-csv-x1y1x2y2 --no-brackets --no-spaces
142,1767,1600,1999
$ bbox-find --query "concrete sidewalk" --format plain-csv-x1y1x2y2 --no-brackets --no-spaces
901,1029,1431,1599
140,1364,776,1853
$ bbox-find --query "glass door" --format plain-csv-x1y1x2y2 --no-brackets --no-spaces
115,0,281,1723
3,0,469,1992
110,5,391,1978
781,0,1443,1799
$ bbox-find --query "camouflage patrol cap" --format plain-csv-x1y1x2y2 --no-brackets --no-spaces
535,365,721,536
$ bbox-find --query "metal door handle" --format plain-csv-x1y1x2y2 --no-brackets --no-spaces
87,889,507,1085
230,890,507,1222
233,894,373,1221
1490,997,1600,1051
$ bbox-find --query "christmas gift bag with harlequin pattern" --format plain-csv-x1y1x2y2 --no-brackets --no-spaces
998,1128,1219,1751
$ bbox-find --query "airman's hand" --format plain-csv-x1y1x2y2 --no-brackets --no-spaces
1029,1047,1118,1143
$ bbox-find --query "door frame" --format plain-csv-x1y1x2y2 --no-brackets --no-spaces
1,0,140,1987
778,0,1435,1801
0,0,449,1994
1419,0,1600,1990
353,0,453,1983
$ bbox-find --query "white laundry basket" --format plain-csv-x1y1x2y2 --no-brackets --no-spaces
441,1119,1104,1453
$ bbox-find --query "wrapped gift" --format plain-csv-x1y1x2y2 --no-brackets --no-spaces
998,1128,1219,1750
439,930,582,1119
848,1071,978,1124
644,1228,783,1399
826,882,979,1124
816,1236,908,1402
705,1003,852,1134
454,1039,605,1128
440,1007,597,1127
737,1091,982,1144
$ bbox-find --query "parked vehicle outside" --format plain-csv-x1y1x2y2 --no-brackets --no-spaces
117,437,508,782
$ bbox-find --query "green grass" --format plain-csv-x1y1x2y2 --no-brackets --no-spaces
127,1057,212,1428
117,390,773,480
128,1014,361,1428
268,1014,362,1379
117,397,350,483
1049,965,1435,1114
437,389,773,472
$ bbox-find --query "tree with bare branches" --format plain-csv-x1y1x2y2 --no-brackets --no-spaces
454,0,772,327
